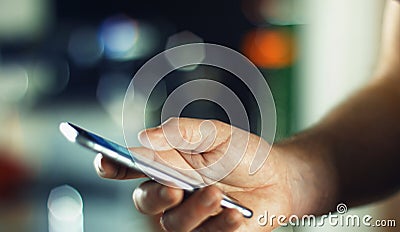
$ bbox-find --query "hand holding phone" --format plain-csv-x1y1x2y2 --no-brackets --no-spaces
59,122,253,218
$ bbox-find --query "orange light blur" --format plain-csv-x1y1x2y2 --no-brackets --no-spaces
242,29,296,69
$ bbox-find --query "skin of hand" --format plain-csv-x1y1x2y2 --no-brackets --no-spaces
94,117,338,232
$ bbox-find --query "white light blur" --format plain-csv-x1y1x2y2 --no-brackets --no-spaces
165,31,205,71
0,64,29,103
0,0,50,42
68,27,104,66
297,0,384,131
96,72,131,125
99,15,158,61
28,59,70,95
48,185,83,232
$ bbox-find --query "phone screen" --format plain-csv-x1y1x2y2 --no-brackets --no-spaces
84,130,132,161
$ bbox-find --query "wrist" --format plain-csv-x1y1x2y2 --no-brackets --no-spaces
273,128,340,216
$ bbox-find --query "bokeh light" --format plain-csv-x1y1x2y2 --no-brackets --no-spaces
242,28,296,68
99,15,158,61
165,31,205,71
0,64,29,103
28,59,70,95
0,0,51,42
47,185,83,232
242,0,306,25
68,27,104,66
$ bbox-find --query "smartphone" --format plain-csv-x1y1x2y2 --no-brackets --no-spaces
59,122,253,218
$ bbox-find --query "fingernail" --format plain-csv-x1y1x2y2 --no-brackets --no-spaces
159,215,167,231
200,189,219,207
98,166,105,175
94,154,105,175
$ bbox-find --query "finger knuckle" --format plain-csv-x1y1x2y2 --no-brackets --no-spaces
204,186,221,201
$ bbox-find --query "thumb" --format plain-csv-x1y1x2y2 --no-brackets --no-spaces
138,117,228,153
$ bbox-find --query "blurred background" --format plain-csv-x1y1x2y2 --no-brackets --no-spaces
0,0,398,231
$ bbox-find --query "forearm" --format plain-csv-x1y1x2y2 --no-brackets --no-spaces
276,1,400,216
319,77,400,203
279,75,400,215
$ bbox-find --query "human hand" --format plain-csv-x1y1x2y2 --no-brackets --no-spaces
94,117,335,231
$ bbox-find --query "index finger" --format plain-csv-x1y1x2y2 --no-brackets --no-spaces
94,153,146,180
